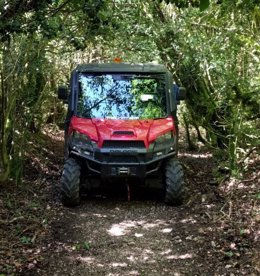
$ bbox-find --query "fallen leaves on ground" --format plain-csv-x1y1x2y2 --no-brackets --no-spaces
0,125,259,275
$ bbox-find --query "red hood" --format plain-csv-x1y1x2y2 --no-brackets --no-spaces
69,116,176,148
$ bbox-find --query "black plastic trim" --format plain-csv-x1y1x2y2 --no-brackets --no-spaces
71,150,175,165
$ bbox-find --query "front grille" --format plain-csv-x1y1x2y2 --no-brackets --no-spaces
95,153,141,163
113,131,134,136
102,140,145,149
108,156,138,163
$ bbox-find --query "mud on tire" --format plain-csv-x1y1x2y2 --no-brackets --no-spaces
164,158,184,206
61,158,81,207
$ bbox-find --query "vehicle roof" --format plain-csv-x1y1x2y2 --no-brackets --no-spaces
75,63,169,73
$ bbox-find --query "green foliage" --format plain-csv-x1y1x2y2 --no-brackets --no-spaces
83,241,91,250
104,0,259,173
73,241,91,251
20,236,31,244
224,251,234,258
199,0,210,11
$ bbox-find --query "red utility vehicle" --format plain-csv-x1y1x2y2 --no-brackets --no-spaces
58,63,185,206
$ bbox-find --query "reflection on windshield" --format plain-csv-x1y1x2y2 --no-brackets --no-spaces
77,73,167,119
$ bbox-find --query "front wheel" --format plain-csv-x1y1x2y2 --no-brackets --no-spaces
60,158,81,207
164,159,184,206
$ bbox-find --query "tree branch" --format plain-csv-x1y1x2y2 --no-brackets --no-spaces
238,146,259,165
48,0,72,17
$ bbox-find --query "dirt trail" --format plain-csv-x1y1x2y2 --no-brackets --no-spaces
20,128,259,276
44,201,198,275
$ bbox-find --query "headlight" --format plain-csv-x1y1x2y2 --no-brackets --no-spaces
155,132,172,144
149,132,174,152
73,131,91,142
71,131,97,151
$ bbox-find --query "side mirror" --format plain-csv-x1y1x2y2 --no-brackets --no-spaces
176,87,186,101
57,86,68,101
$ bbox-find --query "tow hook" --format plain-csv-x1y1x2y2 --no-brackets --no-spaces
118,167,130,176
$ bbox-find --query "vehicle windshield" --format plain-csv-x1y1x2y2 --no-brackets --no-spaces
77,73,167,119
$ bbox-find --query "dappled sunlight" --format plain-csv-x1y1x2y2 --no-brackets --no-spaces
225,177,236,191
108,220,137,236
107,219,171,236
128,271,140,275
178,152,212,159
160,228,173,233
79,212,112,218
111,262,128,267
42,126,64,142
66,246,193,275
166,253,193,260
205,204,216,209
160,249,172,255
127,249,156,264
108,224,126,236
76,256,96,264
134,233,143,237
180,218,197,224
64,213,197,273
143,219,169,229
50,194,216,276
48,199,206,275
106,273,139,276
141,248,155,262
221,176,259,193
93,213,108,218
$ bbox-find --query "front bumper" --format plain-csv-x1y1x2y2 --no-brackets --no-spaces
70,148,176,178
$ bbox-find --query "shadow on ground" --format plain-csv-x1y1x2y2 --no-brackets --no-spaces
22,133,232,276
2,125,258,276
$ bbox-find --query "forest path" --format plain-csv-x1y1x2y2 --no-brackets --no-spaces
20,127,258,276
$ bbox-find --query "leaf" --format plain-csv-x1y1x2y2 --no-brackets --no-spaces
20,236,31,244
83,241,91,251
200,0,210,11
225,251,234,258
240,229,246,235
